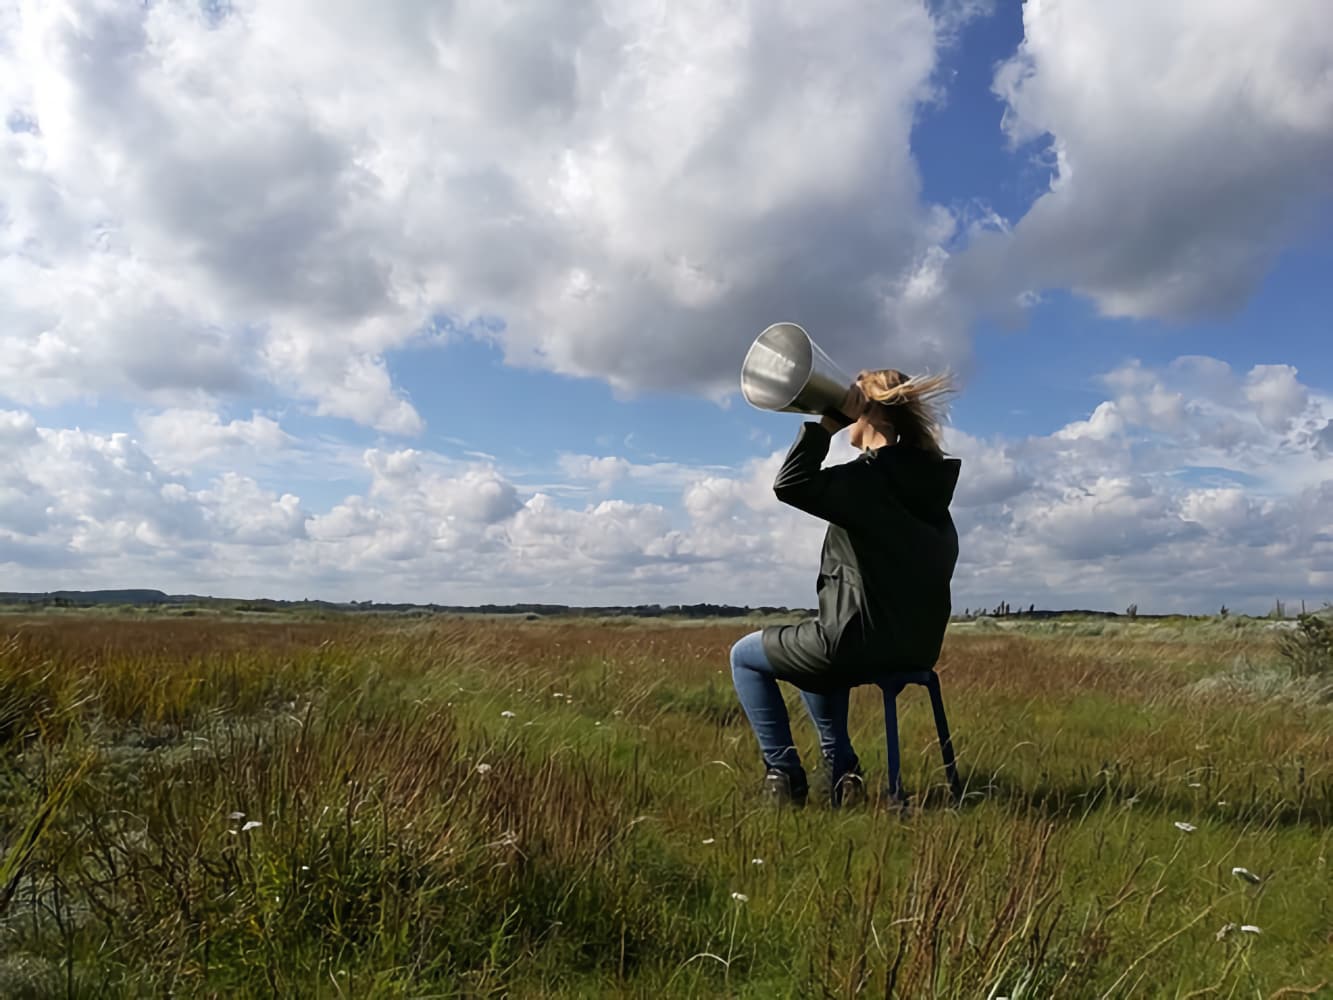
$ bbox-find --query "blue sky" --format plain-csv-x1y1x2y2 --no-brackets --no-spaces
1,0,1331,613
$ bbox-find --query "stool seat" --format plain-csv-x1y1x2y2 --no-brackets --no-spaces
874,670,963,805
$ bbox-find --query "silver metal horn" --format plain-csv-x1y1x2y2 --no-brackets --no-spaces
740,322,852,416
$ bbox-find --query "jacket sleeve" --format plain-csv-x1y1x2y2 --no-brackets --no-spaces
772,422,864,529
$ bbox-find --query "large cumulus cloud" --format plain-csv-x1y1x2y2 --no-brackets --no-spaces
0,0,959,432
950,0,1333,321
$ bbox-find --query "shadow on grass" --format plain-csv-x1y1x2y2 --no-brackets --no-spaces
957,768,1331,829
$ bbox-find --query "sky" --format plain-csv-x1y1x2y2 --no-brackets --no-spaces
1,0,1331,614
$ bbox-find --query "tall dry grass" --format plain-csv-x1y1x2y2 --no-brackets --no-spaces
0,614,1328,997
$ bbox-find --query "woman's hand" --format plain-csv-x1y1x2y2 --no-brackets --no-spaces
819,384,867,433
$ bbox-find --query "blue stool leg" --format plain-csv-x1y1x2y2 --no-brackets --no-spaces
882,683,905,803
925,673,963,804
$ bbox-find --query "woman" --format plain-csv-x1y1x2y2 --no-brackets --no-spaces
730,368,961,807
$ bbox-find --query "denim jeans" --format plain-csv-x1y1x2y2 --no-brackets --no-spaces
730,630,859,778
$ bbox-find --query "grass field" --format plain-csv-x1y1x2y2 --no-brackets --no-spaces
0,612,1329,997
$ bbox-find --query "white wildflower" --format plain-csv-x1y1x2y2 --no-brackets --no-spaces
500,710,516,718
228,811,246,820
1174,821,1196,833
300,865,310,871
731,892,749,902
241,820,262,832
751,857,764,866
1187,782,1202,788
1216,923,1236,941
1240,924,1261,935
1231,867,1261,884
475,763,493,775
701,838,716,845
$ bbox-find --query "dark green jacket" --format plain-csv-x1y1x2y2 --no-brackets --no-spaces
761,422,961,692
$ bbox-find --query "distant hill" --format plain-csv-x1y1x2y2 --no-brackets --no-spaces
0,590,808,619
0,589,179,606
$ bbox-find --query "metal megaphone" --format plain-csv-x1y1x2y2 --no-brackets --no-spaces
740,322,853,416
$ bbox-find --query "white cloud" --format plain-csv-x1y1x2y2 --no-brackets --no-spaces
1051,401,1123,443
1091,358,1332,491
137,409,291,472
0,409,38,445
197,473,307,547
0,0,960,431
942,355,1333,611
557,453,735,496
558,455,632,491
1026,476,1203,561
949,0,1333,323
1243,365,1309,433
941,428,1031,507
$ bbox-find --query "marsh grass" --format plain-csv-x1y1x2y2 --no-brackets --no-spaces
0,615,1329,997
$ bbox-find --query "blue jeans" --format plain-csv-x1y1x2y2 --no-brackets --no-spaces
730,631,859,777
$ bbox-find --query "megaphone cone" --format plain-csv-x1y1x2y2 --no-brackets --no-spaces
740,322,852,416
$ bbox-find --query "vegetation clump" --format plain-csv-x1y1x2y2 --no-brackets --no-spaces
1278,609,1333,678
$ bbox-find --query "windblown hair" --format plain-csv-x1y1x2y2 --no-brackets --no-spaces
856,368,955,456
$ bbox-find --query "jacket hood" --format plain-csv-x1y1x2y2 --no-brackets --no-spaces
868,446,960,520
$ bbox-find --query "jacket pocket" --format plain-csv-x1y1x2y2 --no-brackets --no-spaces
818,567,867,664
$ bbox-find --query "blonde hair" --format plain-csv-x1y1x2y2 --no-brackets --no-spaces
856,368,955,455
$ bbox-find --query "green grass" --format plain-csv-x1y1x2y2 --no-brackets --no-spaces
0,616,1329,997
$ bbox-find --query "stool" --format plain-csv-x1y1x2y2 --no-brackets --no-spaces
878,671,963,805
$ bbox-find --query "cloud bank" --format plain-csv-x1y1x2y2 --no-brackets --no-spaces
2,355,1329,612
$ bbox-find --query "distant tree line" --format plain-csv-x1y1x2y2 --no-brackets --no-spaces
0,591,809,619
6,590,1328,624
